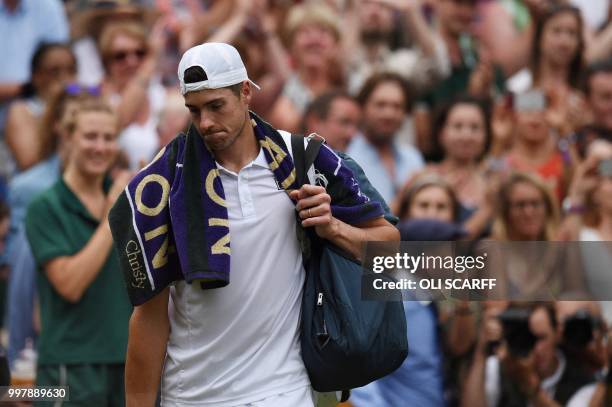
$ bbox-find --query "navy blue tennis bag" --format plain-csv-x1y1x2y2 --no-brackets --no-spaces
291,134,409,394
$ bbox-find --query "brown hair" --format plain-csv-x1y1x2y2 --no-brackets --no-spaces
431,95,492,163
397,173,460,221
531,5,585,89
493,172,560,241
182,66,243,97
356,72,411,111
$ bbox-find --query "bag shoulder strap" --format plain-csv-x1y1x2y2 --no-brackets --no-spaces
291,134,324,258
291,134,323,187
291,134,306,187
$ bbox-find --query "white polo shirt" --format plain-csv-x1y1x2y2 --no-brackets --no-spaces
161,138,313,406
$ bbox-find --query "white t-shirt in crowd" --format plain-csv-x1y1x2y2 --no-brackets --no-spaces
161,132,313,406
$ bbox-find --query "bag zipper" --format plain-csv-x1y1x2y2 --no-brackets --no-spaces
317,292,323,306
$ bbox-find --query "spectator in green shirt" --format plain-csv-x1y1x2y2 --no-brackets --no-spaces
25,97,132,406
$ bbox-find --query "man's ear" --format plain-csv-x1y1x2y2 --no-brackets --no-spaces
241,81,252,105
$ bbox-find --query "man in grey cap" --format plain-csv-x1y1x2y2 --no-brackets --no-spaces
118,42,398,406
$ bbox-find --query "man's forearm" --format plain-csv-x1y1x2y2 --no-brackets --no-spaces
126,288,170,407
324,217,399,261
45,221,115,303
586,23,612,63
404,5,436,57
461,351,488,407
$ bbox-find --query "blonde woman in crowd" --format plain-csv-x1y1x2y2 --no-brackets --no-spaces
488,172,585,300
99,20,167,169
492,172,559,242
268,2,343,133
25,98,132,405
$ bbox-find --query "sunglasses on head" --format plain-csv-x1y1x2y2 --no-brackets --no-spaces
64,83,101,96
111,48,147,63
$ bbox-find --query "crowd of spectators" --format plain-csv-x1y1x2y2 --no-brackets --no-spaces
1,0,612,405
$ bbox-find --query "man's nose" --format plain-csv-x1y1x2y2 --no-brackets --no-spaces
199,114,215,133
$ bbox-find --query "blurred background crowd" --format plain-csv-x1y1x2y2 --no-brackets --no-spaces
1,0,612,405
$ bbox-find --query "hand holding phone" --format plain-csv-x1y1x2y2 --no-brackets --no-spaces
513,90,547,113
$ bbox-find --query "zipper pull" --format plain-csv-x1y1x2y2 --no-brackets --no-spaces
317,293,323,306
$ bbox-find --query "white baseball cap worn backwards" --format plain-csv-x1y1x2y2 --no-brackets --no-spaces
178,42,261,95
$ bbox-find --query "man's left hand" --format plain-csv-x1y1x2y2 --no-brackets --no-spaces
289,185,338,239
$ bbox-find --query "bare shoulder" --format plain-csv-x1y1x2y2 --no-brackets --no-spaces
7,100,33,121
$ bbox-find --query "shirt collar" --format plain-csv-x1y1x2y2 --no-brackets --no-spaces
252,147,269,169
358,133,401,161
58,176,112,223
215,147,269,176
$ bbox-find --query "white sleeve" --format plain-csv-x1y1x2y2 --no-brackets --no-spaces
567,383,598,407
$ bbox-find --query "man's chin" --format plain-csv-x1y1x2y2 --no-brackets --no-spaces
204,135,234,152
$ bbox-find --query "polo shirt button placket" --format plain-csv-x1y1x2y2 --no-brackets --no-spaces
239,169,254,218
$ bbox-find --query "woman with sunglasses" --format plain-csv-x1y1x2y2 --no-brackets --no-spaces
99,20,166,170
5,43,76,171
